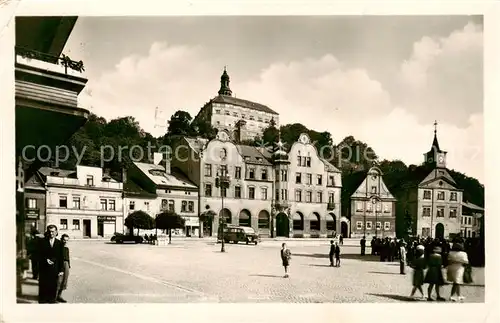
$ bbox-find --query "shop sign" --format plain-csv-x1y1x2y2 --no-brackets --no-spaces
25,209,39,219
97,216,116,222
184,217,199,226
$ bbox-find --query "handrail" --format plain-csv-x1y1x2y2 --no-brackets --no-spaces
15,46,85,74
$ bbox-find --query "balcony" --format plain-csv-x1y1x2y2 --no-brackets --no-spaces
327,202,335,210
274,200,291,210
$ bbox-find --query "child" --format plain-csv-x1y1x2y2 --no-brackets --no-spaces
280,243,292,278
334,242,341,267
410,245,426,300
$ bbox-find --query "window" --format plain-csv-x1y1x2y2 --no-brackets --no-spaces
295,190,302,202
261,169,268,180
296,172,302,184
220,165,228,176
100,199,107,210
450,192,458,201
242,114,246,119
235,186,241,198
317,175,322,185
450,208,457,218
371,186,377,194
468,217,472,225
235,167,241,179
367,202,373,211
281,170,288,182
376,222,382,230
437,191,445,200
316,192,323,203
129,201,135,210
233,112,238,117
306,191,312,203
216,121,221,125
249,168,255,179
225,111,230,115
60,219,68,230
297,156,301,166
145,202,150,211
383,203,390,213
73,219,80,230
215,109,221,114
109,200,116,211
205,184,212,197
275,188,280,201
436,207,444,217
306,157,311,167
221,187,227,197
423,190,431,200
356,201,363,211
181,201,187,212
27,198,37,209
258,117,263,122
260,187,268,200
168,200,175,212
384,222,390,231
328,175,335,186
307,173,312,185
86,175,94,186
161,199,168,210
281,189,288,201
302,156,307,167
204,164,212,177
73,197,81,209
258,213,270,228
422,207,431,217
366,221,372,230
185,191,191,195
376,202,382,212
249,115,254,120
356,221,363,230
328,192,335,204
59,196,67,208
248,187,255,199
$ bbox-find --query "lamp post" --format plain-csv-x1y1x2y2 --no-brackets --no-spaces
216,149,230,252
372,197,377,238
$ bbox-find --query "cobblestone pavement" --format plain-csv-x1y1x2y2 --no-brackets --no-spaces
60,240,485,303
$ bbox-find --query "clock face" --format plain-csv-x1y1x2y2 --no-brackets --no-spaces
438,155,444,163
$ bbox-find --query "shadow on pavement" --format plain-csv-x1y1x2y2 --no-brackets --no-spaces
368,271,401,275
294,253,383,263
367,293,416,302
308,264,333,267
250,274,284,278
16,294,38,303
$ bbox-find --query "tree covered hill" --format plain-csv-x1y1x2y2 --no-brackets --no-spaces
51,110,484,208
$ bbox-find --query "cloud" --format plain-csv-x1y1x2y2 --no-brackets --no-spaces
79,22,483,182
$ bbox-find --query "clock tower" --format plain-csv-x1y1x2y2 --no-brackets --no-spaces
424,120,447,168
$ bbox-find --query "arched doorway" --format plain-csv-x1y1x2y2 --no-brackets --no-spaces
258,210,270,231
310,212,321,231
276,213,289,237
203,210,216,236
239,209,251,227
219,208,232,225
435,223,445,240
292,212,304,231
327,213,336,232
341,222,349,238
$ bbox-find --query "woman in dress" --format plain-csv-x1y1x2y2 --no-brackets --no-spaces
447,243,469,301
424,246,446,301
410,245,426,300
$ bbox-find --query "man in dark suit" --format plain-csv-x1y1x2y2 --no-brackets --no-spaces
37,224,64,303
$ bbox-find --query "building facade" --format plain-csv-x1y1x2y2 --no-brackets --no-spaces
192,68,280,142
125,155,200,237
41,165,124,239
24,172,47,233
349,166,397,239
403,125,463,239
460,201,484,238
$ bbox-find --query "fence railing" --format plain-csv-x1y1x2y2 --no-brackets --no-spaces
15,46,85,74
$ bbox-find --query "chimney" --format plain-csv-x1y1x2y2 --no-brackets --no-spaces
164,150,171,174
153,152,163,165
122,168,127,184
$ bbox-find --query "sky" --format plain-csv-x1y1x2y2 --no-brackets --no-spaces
63,16,484,182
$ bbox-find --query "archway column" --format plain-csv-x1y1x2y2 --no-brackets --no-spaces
271,213,277,238
319,216,327,237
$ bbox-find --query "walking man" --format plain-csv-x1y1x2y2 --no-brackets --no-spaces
360,236,366,256
399,240,407,275
329,240,335,266
280,243,292,278
335,242,341,267
37,225,64,303
56,234,71,303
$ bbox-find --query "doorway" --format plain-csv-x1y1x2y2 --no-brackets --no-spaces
83,219,91,237
435,223,444,240
341,221,349,238
97,220,104,237
276,213,289,237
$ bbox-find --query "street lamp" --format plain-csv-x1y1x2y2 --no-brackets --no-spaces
216,149,230,252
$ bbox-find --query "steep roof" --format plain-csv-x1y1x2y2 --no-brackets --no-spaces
25,172,45,189
235,144,272,166
133,162,197,189
320,158,341,173
462,201,484,212
210,95,279,115
38,167,77,179
184,137,209,154
419,167,457,187
124,178,156,198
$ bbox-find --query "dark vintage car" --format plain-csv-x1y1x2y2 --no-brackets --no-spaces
217,225,260,245
111,233,143,244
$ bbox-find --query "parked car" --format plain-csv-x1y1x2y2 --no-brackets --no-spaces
217,225,260,245
111,233,143,244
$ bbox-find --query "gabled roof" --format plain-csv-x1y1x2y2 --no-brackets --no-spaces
320,158,341,173
124,178,156,198
419,167,457,187
133,162,197,189
25,172,45,189
210,95,279,115
184,137,209,154
235,145,272,166
462,201,484,212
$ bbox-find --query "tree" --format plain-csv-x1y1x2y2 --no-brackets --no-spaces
155,211,186,244
124,211,155,236
167,110,194,136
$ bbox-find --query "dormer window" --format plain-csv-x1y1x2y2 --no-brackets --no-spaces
50,171,59,176
86,175,94,186
225,111,230,115
215,109,221,114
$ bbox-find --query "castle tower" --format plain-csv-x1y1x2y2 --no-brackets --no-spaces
218,66,232,96
424,120,447,169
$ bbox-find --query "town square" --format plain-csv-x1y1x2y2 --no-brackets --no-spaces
2,8,489,321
